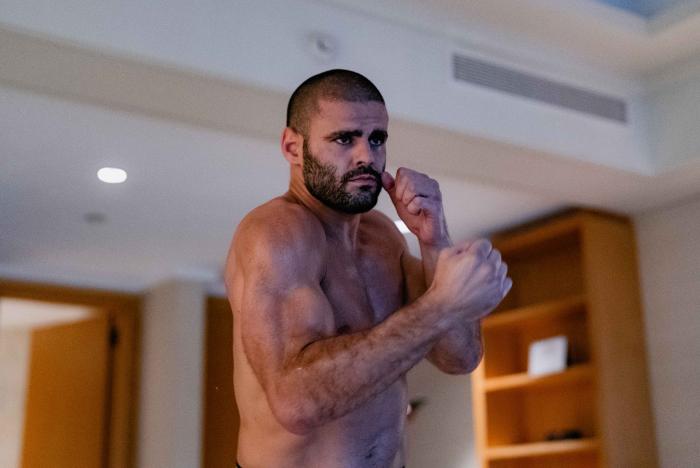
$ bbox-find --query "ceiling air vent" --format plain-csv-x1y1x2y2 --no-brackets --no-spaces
452,54,627,123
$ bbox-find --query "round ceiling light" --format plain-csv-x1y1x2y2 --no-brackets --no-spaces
97,167,127,184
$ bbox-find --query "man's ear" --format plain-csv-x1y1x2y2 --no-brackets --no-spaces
281,127,303,166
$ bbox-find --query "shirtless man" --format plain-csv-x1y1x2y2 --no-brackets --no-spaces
224,69,512,467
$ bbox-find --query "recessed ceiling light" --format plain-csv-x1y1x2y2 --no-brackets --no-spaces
97,167,127,184
83,212,107,224
308,31,338,62
394,220,410,234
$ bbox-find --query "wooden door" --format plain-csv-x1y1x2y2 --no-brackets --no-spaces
20,316,111,468
203,297,240,468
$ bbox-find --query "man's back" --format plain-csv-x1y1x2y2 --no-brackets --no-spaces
226,196,410,467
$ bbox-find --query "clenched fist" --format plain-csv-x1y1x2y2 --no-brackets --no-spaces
382,168,449,247
429,239,512,322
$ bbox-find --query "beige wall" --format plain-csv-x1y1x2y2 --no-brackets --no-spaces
138,279,206,468
0,328,31,468
407,361,478,468
635,195,700,468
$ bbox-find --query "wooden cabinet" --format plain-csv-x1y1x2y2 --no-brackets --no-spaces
471,210,658,468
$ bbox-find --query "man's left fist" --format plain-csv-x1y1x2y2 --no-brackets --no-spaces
382,168,450,247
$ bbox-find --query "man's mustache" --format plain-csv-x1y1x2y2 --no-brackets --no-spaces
341,166,382,185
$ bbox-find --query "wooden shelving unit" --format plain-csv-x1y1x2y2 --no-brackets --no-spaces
486,438,600,460
482,295,586,330
471,210,658,468
483,363,594,393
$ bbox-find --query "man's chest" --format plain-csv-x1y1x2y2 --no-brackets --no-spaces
320,245,405,333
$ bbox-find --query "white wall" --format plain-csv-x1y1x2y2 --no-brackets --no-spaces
407,361,478,468
635,195,700,468
138,279,206,468
0,328,31,468
647,61,700,171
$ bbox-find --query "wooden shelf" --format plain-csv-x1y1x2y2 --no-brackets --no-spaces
486,438,600,460
484,364,594,393
483,295,586,330
491,211,583,258
472,211,659,468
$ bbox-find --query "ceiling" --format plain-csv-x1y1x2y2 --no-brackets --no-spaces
1,0,700,293
597,0,691,17
0,84,562,292
322,0,700,76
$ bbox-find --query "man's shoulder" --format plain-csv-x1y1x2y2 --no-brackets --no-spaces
224,198,326,289
234,196,326,257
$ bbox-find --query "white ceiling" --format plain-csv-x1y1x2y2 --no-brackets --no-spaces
322,0,700,76
1,0,700,293
596,0,692,18
0,85,562,292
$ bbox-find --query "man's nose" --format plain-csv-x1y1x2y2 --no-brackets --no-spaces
353,141,374,167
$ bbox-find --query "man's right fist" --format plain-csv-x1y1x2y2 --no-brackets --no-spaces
428,239,512,322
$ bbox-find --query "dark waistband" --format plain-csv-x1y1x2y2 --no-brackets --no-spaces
236,460,403,467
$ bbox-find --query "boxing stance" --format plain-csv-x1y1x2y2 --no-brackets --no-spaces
224,69,512,467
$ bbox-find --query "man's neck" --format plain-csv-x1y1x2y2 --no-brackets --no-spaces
286,177,361,247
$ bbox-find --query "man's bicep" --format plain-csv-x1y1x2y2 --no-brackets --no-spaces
239,264,336,388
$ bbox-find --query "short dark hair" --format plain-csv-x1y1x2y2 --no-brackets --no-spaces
286,69,385,137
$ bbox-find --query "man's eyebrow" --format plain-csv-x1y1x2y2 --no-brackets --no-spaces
325,130,363,140
324,129,388,140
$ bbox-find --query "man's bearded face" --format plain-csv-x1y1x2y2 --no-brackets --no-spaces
302,140,383,214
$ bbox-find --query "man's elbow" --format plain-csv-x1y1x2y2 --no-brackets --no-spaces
268,387,323,435
272,408,316,435
432,353,482,375
440,362,474,375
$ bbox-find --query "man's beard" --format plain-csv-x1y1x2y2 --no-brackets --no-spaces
302,141,382,214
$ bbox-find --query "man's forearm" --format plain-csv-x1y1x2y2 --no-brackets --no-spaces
426,319,483,373
273,293,452,433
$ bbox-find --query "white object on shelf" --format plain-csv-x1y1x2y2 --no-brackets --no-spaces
528,335,568,376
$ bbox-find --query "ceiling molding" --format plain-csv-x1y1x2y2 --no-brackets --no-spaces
318,0,700,77
0,25,662,208
3,25,700,214
0,26,284,143
648,0,700,32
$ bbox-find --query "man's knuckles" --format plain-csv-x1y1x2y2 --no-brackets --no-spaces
395,169,440,194
504,277,513,295
400,191,416,205
407,196,433,210
467,239,493,258
406,203,422,215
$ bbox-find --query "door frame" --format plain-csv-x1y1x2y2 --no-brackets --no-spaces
0,278,141,468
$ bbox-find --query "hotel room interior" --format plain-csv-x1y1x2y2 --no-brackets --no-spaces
1,1,699,467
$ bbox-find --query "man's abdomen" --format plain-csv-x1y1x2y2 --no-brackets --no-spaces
236,379,407,468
